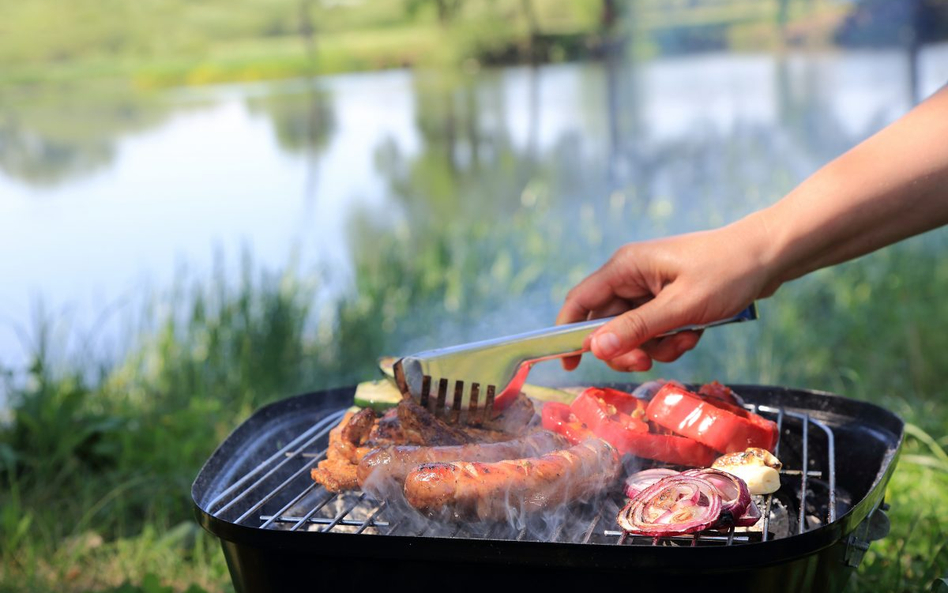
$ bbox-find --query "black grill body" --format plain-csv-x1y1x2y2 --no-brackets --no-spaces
192,385,903,593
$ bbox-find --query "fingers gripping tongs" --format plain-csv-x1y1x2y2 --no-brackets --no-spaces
393,304,758,424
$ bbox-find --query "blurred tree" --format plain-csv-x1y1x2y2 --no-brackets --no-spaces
406,0,465,25
835,0,948,46
245,86,336,155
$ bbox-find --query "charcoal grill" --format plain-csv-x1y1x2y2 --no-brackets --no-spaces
192,384,902,593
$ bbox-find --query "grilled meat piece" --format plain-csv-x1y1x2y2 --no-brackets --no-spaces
341,407,377,446
311,456,361,492
312,407,414,492
368,407,406,444
478,393,537,435
357,430,568,498
312,410,367,492
397,398,477,446
403,438,621,521
314,392,543,494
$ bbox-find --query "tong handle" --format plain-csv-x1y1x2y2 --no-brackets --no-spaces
493,303,759,364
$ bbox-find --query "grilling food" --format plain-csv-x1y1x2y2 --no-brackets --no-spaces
542,387,718,467
357,430,568,498
646,383,779,453
711,447,783,495
697,381,745,406
623,468,680,498
404,438,621,521
317,378,779,526
353,379,403,412
682,468,752,520
312,391,540,493
616,470,758,536
311,408,384,492
617,474,724,535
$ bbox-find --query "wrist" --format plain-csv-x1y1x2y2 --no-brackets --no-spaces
723,208,792,296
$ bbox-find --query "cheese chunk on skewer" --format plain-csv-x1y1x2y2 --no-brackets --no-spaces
711,447,782,495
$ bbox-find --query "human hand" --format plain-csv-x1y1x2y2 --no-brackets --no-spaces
557,218,778,372
557,86,948,374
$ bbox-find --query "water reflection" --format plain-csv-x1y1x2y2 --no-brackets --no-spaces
0,92,175,186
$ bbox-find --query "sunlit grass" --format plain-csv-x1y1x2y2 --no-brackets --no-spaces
0,0,850,89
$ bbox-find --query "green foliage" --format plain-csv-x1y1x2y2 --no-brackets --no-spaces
0,0,596,88
86,573,209,593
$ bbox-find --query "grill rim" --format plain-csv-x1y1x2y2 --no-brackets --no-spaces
192,383,903,571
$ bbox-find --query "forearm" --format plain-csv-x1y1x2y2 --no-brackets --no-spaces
748,86,948,288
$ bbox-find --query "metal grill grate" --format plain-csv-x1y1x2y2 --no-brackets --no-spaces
206,402,839,547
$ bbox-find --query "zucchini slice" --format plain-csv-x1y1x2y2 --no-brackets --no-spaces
520,384,577,405
378,356,397,383
353,379,404,412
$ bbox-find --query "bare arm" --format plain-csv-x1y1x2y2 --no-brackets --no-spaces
559,86,948,372
758,86,948,288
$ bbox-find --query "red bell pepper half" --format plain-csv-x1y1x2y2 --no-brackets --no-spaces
543,388,718,467
646,383,779,453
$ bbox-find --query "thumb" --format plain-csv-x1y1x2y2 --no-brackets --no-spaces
588,293,690,360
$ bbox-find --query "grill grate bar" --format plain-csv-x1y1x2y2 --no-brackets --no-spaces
757,404,782,542
259,515,391,527
606,530,757,544
773,407,785,458
582,511,602,544
207,410,344,512
290,492,337,532
259,482,318,529
233,449,327,525
321,493,367,533
550,521,566,543
354,501,387,535
385,518,405,536
798,412,810,533
812,418,837,523
762,494,775,543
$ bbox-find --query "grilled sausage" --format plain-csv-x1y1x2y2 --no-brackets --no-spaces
358,431,568,498
403,438,621,521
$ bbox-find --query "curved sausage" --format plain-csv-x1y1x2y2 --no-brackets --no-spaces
358,431,568,498
403,438,621,521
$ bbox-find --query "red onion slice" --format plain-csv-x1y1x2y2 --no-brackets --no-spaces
682,468,751,522
617,475,723,535
734,499,762,527
623,468,680,498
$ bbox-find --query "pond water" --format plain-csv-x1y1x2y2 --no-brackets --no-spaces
2,45,947,377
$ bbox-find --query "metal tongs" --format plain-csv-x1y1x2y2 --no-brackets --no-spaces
393,303,758,423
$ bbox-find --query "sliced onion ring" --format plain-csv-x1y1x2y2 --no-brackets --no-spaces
624,468,680,498
682,468,751,522
734,499,762,527
617,475,722,535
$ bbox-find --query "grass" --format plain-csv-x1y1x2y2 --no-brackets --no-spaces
0,0,559,88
